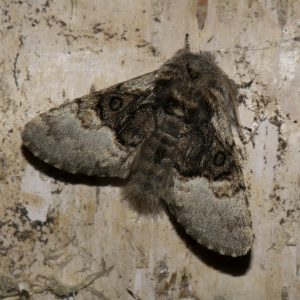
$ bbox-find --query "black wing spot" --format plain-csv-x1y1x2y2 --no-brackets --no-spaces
213,151,226,166
109,96,123,111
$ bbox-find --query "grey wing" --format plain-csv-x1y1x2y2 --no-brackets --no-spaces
22,71,158,178
167,174,252,257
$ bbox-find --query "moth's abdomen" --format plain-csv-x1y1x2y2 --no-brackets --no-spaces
124,115,181,213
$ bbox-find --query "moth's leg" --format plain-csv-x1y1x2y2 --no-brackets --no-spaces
229,91,268,145
239,111,269,145
227,85,268,145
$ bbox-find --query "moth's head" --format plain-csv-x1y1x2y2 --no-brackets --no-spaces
156,49,237,124
156,50,217,123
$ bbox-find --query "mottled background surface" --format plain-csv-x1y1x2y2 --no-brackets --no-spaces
0,0,299,299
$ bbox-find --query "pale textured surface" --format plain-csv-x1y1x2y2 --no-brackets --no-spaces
0,0,299,299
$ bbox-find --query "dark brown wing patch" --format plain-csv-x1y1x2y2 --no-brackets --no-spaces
96,91,157,147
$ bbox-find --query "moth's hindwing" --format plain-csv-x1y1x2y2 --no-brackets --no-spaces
22,71,158,178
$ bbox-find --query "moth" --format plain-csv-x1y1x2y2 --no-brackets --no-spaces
22,42,253,257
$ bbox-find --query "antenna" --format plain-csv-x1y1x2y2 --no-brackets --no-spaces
185,33,190,51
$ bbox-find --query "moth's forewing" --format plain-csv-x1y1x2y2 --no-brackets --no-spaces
22,71,158,177
165,92,252,257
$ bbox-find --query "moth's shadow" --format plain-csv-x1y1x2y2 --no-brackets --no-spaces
22,146,126,187
23,146,251,275
164,206,252,276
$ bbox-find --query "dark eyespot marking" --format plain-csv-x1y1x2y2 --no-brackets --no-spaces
213,151,226,166
109,97,123,111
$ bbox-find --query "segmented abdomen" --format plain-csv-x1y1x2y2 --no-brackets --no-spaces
125,114,182,213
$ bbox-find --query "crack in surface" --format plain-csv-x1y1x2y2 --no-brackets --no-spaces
12,35,24,89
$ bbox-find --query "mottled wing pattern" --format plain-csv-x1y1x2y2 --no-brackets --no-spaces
22,47,253,257
165,95,252,256
155,50,253,256
22,72,158,178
